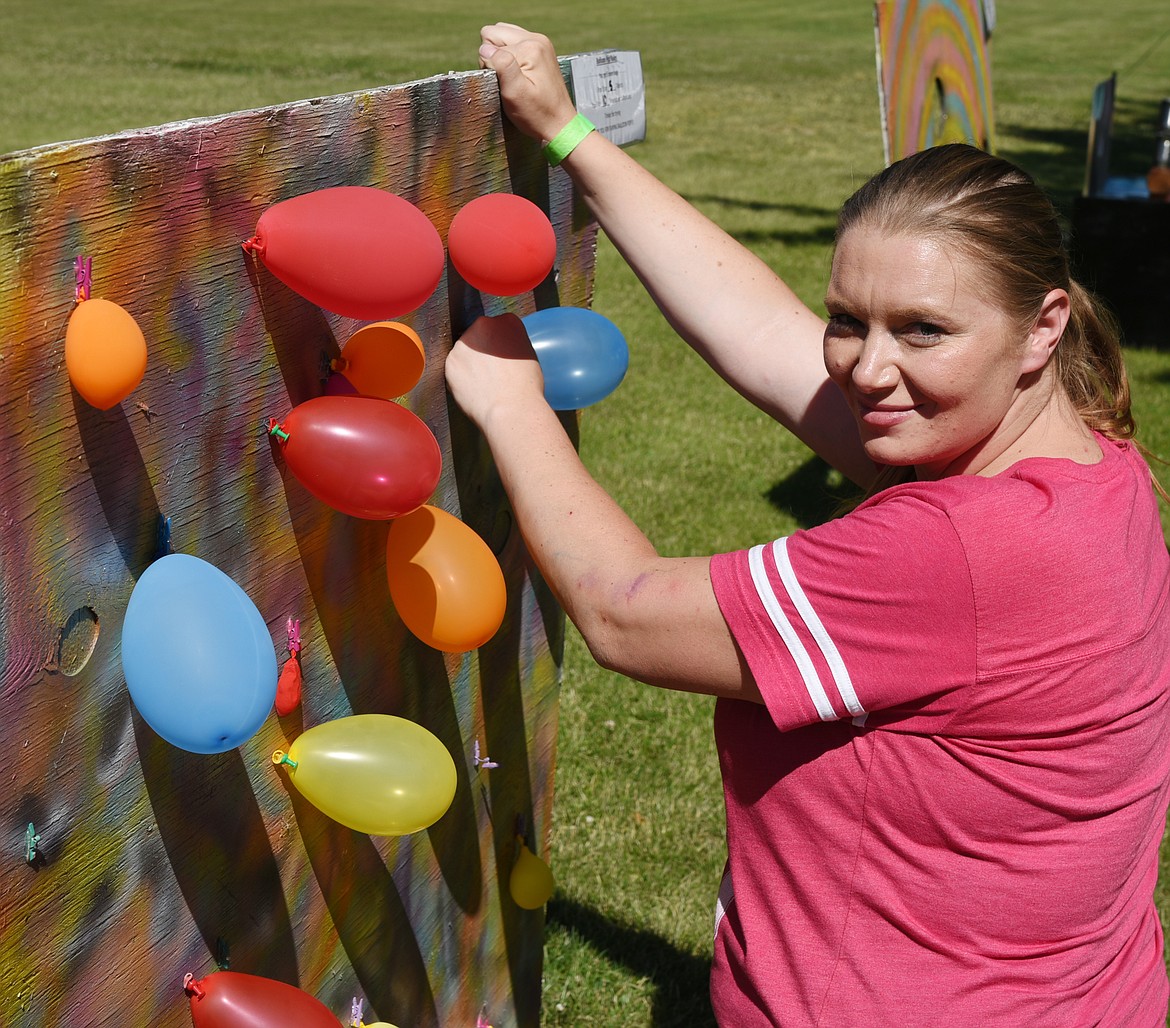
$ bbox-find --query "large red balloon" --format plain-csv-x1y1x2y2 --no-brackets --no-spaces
245,186,444,319
272,395,441,519
185,970,338,1028
447,193,557,296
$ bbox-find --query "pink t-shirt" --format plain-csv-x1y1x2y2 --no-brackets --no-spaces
709,437,1170,1026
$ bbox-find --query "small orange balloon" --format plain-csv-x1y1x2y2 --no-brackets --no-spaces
333,322,426,399
65,298,147,409
386,505,506,652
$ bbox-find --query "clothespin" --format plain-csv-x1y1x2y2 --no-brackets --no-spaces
155,514,173,560
74,255,92,304
25,824,40,865
473,739,498,771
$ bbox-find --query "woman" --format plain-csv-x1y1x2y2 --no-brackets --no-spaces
446,24,1170,1025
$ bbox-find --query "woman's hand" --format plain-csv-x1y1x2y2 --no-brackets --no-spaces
478,23,579,143
446,314,546,432
446,324,758,703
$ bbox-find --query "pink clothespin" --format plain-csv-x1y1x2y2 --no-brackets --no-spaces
473,738,499,771
74,255,92,304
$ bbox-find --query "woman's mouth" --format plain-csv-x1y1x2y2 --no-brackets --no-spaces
856,400,917,427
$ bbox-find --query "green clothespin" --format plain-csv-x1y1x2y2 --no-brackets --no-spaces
25,824,40,864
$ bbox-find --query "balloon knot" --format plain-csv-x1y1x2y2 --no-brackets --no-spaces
182,973,205,999
267,418,290,442
272,750,298,770
242,235,264,256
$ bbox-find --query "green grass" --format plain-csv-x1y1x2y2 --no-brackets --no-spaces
5,1,1170,1024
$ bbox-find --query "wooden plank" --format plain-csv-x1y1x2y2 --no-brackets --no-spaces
0,65,599,1027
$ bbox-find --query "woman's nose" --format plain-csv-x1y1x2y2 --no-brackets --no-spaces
851,332,899,391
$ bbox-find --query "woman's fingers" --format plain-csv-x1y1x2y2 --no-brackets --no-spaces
477,24,575,140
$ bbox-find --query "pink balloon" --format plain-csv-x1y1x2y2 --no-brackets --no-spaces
324,371,358,396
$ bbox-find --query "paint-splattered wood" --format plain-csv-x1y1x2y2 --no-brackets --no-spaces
0,64,600,1027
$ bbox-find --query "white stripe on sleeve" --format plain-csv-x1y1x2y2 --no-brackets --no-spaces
772,538,866,719
747,543,837,720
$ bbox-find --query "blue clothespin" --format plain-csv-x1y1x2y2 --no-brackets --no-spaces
155,515,173,559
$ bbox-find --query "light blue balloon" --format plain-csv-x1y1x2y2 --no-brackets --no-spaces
522,306,629,410
121,553,277,754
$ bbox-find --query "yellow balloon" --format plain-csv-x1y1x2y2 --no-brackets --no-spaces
386,505,506,652
333,321,426,399
65,297,148,409
510,836,554,909
273,714,456,835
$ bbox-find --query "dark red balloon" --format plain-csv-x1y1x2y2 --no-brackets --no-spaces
273,395,441,519
245,186,444,319
447,193,557,296
185,970,338,1028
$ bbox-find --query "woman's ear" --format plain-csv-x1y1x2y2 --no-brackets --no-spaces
1022,288,1071,373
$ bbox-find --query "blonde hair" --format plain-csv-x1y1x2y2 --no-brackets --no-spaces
834,144,1156,496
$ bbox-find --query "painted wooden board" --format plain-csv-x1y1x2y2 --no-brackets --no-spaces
874,0,996,164
0,63,600,1027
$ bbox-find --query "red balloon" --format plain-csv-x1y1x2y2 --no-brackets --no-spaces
447,193,556,296
245,186,444,319
271,395,441,519
185,970,338,1028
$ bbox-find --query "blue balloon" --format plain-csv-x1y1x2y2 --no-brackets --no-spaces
121,554,277,753
522,306,629,410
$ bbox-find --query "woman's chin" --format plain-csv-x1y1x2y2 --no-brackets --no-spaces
860,438,920,468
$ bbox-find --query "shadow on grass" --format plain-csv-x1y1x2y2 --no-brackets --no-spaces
766,455,858,529
680,192,839,248
547,896,716,1027
999,93,1167,211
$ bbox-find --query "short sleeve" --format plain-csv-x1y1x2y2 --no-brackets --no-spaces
710,492,977,732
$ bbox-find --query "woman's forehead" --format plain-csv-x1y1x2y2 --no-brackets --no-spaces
825,228,1005,317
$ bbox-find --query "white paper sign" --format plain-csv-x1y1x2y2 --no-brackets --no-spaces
568,51,646,147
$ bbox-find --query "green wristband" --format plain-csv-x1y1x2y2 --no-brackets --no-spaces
542,113,596,166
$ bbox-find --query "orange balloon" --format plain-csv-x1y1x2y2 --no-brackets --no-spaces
386,505,506,652
65,298,147,409
333,322,426,399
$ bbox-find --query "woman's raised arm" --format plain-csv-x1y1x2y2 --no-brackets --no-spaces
478,23,872,484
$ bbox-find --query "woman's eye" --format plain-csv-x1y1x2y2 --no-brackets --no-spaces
905,322,944,342
826,313,861,334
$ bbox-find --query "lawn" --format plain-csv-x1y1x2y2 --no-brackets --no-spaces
4,1,1170,1025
